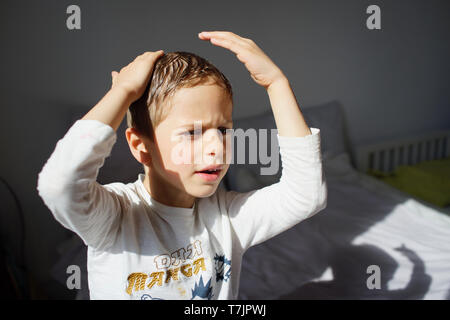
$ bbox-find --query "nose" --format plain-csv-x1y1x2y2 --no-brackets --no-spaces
203,129,224,160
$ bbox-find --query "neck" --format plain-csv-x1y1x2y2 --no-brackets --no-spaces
143,171,195,209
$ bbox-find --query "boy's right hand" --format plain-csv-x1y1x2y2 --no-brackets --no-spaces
111,50,165,103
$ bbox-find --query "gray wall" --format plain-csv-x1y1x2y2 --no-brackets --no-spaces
0,0,449,298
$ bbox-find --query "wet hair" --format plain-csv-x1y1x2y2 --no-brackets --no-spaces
126,51,233,140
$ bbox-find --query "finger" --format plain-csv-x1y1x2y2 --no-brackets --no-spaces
135,50,164,61
152,50,165,59
111,71,118,78
199,31,248,45
199,31,249,55
144,50,165,57
208,36,242,56
134,52,146,60
111,71,118,84
141,51,165,65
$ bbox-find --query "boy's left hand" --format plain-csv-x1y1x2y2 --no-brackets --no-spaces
198,31,286,90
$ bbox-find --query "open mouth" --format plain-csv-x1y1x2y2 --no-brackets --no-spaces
195,167,222,182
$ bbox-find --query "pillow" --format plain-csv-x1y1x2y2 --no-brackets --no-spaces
367,157,450,208
225,100,350,192
302,100,349,160
225,112,281,192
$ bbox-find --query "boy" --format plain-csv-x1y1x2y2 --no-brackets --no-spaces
37,31,327,300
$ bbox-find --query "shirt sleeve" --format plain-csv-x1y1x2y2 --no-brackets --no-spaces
36,119,129,251
224,127,327,252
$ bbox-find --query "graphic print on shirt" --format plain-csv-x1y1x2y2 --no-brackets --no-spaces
214,254,232,282
125,239,213,299
191,275,213,299
140,294,164,300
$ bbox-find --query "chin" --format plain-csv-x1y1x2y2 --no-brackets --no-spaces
191,183,220,198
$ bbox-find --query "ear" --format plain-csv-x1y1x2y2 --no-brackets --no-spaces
125,127,151,166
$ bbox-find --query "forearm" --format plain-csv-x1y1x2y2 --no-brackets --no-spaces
82,87,134,132
226,128,326,250
266,77,312,137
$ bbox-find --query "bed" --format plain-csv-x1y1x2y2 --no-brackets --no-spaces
228,101,450,300
51,100,450,300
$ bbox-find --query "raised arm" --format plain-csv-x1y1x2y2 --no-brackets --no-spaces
37,50,164,250
82,50,164,131
198,31,311,138
199,31,327,251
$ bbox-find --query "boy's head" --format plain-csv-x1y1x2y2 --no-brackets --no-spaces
125,51,233,207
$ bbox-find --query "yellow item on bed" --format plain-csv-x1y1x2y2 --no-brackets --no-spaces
367,157,450,208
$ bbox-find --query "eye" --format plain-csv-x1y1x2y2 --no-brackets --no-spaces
218,127,231,135
182,129,202,138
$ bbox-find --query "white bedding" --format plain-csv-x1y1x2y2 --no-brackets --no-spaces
238,152,450,300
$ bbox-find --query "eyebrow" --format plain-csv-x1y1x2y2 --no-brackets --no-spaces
178,120,233,128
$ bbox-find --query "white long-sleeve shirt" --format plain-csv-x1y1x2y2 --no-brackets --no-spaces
37,119,327,300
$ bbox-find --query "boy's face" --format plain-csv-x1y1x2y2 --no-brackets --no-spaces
127,84,233,208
